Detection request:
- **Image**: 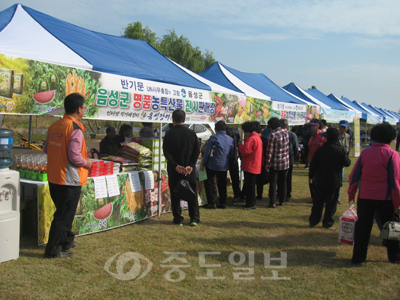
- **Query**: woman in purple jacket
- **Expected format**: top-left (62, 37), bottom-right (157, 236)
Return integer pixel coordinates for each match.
top-left (348, 123), bottom-right (400, 264)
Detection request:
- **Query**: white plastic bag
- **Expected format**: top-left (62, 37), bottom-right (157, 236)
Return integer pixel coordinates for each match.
top-left (339, 205), bottom-right (358, 245)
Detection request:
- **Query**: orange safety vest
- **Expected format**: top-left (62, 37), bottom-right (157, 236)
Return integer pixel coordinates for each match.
top-left (46, 114), bottom-right (88, 186)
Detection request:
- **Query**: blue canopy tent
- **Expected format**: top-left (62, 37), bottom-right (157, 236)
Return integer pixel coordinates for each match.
top-left (0, 3), bottom-right (249, 132)
top-left (364, 104), bottom-right (397, 125)
top-left (349, 100), bottom-right (383, 144)
top-left (199, 62), bottom-right (312, 105)
top-left (282, 82), bottom-right (358, 124)
top-left (352, 101), bottom-right (382, 124)
top-left (382, 109), bottom-right (399, 122)
top-left (362, 103), bottom-right (385, 119)
top-left (373, 107), bottom-right (398, 125)
top-left (391, 110), bottom-right (400, 119)
top-left (342, 98), bottom-right (367, 119)
top-left (327, 94), bottom-right (363, 119)
top-left (1, 4), bottom-right (247, 221)
top-left (389, 110), bottom-right (400, 119)
top-left (282, 82), bottom-right (329, 108)
top-left (0, 4), bottom-right (211, 91)
top-left (304, 88), bottom-right (355, 122)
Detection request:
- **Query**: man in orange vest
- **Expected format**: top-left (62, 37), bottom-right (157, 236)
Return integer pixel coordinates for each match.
top-left (44, 93), bottom-right (92, 258)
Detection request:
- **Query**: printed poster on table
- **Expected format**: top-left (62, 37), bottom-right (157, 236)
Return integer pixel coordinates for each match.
top-left (38, 173), bottom-right (149, 245)
top-left (93, 176), bottom-right (108, 199)
top-left (106, 175), bottom-right (120, 197)
top-left (38, 171), bottom-right (204, 245)
top-left (128, 171), bottom-right (141, 192)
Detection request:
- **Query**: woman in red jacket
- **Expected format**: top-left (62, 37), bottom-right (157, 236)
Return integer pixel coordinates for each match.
top-left (307, 119), bottom-right (325, 202)
top-left (238, 121), bottom-right (263, 210)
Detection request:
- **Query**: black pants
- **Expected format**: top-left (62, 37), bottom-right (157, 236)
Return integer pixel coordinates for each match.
top-left (396, 136), bottom-right (400, 151)
top-left (309, 185), bottom-right (339, 228)
top-left (286, 165), bottom-right (293, 199)
top-left (168, 170), bottom-right (200, 224)
top-left (352, 199), bottom-right (400, 264)
top-left (204, 168), bottom-right (227, 206)
top-left (243, 171), bottom-right (257, 207)
top-left (229, 160), bottom-right (241, 198)
top-left (268, 168), bottom-right (288, 205)
top-left (302, 143), bottom-right (309, 167)
top-left (309, 180), bottom-right (316, 201)
top-left (45, 183), bottom-right (82, 257)
top-left (256, 169), bottom-right (267, 200)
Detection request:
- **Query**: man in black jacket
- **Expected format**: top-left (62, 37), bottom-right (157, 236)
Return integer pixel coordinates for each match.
top-left (309, 127), bottom-right (351, 229)
top-left (163, 109), bottom-right (200, 226)
top-left (99, 127), bottom-right (119, 156)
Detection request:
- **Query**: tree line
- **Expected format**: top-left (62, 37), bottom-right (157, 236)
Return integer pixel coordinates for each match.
top-left (121, 22), bottom-right (215, 74)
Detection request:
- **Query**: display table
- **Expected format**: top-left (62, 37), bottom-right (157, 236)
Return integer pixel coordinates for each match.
top-left (21, 170), bottom-right (207, 245)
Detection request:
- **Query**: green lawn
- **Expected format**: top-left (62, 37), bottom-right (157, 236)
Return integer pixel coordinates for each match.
top-left (1, 157), bottom-right (399, 300)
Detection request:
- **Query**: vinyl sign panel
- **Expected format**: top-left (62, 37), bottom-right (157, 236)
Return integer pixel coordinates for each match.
top-left (0, 53), bottom-right (215, 123)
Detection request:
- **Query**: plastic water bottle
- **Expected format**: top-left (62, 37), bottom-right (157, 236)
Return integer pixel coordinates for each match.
top-left (0, 129), bottom-right (14, 169)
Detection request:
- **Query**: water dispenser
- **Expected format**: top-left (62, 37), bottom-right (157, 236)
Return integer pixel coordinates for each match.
top-left (0, 128), bottom-right (20, 263)
top-left (0, 128), bottom-right (13, 168)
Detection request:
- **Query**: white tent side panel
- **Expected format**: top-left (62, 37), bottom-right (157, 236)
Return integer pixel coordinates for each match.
top-left (0, 5), bottom-right (92, 70)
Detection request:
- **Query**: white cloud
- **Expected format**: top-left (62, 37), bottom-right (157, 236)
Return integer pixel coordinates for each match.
top-left (353, 37), bottom-right (400, 48)
top-left (113, 0), bottom-right (400, 36)
top-left (214, 30), bottom-right (292, 41)
top-left (3, 0), bottom-right (400, 38)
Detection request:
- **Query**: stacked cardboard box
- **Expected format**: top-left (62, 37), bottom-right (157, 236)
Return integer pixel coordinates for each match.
top-left (103, 161), bottom-right (114, 175)
top-left (140, 139), bottom-right (166, 171)
top-left (88, 160), bottom-right (115, 177)
top-left (89, 160), bottom-right (104, 177)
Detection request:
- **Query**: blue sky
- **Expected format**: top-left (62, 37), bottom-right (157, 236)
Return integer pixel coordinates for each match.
top-left (1, 0), bottom-right (399, 111)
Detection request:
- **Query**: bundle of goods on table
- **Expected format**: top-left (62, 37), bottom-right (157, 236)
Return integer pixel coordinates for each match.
top-left (16, 154), bottom-right (48, 181)
top-left (95, 141), bottom-right (154, 177)
top-left (15, 142), bottom-right (155, 180)
top-left (88, 160), bottom-right (117, 177)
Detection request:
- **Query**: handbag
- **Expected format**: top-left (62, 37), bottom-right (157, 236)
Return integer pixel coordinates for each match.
top-left (380, 214), bottom-right (400, 241)
top-left (173, 179), bottom-right (197, 202)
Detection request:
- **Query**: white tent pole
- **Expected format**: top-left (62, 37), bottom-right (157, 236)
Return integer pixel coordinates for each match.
top-left (158, 122), bottom-right (162, 217)
top-left (240, 125), bottom-right (244, 190)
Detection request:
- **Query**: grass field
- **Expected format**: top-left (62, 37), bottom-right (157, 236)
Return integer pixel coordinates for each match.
top-left (1, 155), bottom-right (400, 299)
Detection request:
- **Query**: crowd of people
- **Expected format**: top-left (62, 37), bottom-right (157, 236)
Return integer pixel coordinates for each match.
top-left (44, 94), bottom-right (400, 264)
top-left (191, 115), bottom-right (400, 264)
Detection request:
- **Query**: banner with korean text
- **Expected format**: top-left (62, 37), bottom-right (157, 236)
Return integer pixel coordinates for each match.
top-left (0, 53), bottom-right (215, 123)
top-left (320, 108), bottom-right (356, 123)
top-left (209, 92), bottom-right (320, 125)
